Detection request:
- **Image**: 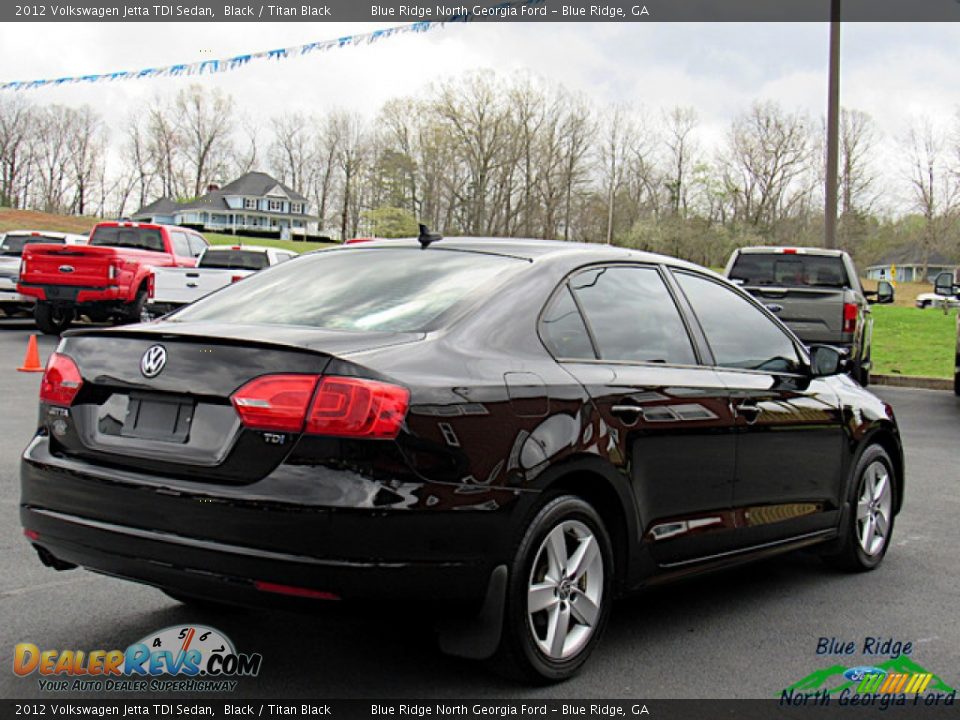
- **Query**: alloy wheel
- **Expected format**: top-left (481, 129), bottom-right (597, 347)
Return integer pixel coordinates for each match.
top-left (526, 519), bottom-right (604, 661)
top-left (856, 460), bottom-right (893, 556)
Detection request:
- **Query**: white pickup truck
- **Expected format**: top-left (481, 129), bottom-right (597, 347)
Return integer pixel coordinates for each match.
top-left (145, 244), bottom-right (297, 318)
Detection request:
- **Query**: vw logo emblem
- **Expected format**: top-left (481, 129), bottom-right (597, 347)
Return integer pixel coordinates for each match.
top-left (140, 345), bottom-right (167, 378)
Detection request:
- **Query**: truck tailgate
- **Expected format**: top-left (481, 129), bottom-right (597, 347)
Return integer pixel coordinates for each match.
top-left (744, 286), bottom-right (845, 343)
top-left (152, 266), bottom-right (241, 305)
top-left (21, 244), bottom-right (115, 287)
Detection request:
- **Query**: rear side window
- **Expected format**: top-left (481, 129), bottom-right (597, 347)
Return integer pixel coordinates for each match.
top-left (675, 271), bottom-right (802, 373)
top-left (541, 286), bottom-right (596, 359)
top-left (569, 265), bottom-right (696, 365)
top-left (199, 250), bottom-right (269, 271)
top-left (172, 248), bottom-right (526, 332)
top-left (729, 253), bottom-right (848, 288)
top-left (90, 226), bottom-right (164, 252)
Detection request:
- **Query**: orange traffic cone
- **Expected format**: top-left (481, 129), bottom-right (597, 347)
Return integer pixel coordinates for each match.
top-left (17, 334), bottom-right (44, 373)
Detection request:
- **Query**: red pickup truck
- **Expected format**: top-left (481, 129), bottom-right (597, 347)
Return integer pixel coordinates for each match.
top-left (18, 221), bottom-right (208, 334)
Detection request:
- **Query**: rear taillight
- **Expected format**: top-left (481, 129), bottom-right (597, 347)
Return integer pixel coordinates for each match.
top-left (40, 353), bottom-right (83, 407)
top-left (842, 303), bottom-right (858, 333)
top-left (231, 375), bottom-right (318, 432)
top-left (230, 374), bottom-right (409, 439)
top-left (307, 377), bottom-right (410, 439)
top-left (147, 273), bottom-right (155, 298)
top-left (231, 274), bottom-right (244, 283)
top-left (107, 261), bottom-right (118, 281)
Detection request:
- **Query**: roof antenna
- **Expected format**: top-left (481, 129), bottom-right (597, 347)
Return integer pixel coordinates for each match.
top-left (418, 224), bottom-right (443, 249)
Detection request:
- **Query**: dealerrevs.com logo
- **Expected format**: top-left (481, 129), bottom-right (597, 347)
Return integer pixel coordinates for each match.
top-left (13, 625), bottom-right (262, 693)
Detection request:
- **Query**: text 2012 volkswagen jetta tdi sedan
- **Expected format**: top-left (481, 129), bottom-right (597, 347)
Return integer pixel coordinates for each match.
top-left (21, 238), bottom-right (903, 681)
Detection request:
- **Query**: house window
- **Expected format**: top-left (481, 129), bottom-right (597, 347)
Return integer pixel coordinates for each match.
top-left (268, 200), bottom-right (284, 212)
top-left (291, 203), bottom-right (303, 214)
top-left (243, 198), bottom-right (257, 210)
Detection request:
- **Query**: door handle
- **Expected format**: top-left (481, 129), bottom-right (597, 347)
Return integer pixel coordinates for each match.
top-left (734, 400), bottom-right (763, 424)
top-left (611, 405), bottom-right (643, 424)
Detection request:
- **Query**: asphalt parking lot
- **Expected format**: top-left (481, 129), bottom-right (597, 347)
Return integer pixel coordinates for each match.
top-left (0, 317), bottom-right (957, 699)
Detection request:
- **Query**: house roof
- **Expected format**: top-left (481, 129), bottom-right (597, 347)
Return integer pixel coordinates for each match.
top-left (134, 196), bottom-right (179, 217)
top-left (219, 171), bottom-right (307, 202)
top-left (869, 246), bottom-right (956, 267)
top-left (134, 171), bottom-right (312, 219)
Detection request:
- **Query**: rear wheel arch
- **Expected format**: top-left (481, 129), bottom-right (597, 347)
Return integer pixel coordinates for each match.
top-left (537, 464), bottom-right (637, 595)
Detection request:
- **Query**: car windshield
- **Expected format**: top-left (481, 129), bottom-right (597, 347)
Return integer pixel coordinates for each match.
top-left (90, 226), bottom-right (164, 252)
top-left (171, 247), bottom-right (527, 332)
top-left (729, 253), bottom-right (848, 288)
top-left (199, 249), bottom-right (269, 271)
top-left (1, 235), bottom-right (66, 255)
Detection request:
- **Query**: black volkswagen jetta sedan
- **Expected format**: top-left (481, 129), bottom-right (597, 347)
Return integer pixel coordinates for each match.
top-left (21, 238), bottom-right (903, 681)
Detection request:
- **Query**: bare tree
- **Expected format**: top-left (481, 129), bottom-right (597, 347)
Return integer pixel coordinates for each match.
top-left (663, 106), bottom-right (699, 217)
top-left (0, 95), bottom-right (36, 207)
top-left (269, 112), bottom-right (313, 194)
top-left (901, 117), bottom-right (958, 277)
top-left (720, 101), bottom-right (815, 230)
top-left (67, 105), bottom-right (105, 215)
top-left (176, 85), bottom-right (234, 197)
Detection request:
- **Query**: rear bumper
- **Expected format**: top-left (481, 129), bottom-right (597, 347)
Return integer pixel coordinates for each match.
top-left (20, 435), bottom-right (529, 606)
top-left (18, 283), bottom-right (128, 304)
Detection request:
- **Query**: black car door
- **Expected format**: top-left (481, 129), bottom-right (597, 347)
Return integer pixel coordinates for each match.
top-left (671, 270), bottom-right (846, 549)
top-left (542, 264), bottom-right (740, 567)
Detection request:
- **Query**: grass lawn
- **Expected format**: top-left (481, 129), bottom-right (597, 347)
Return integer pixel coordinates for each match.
top-left (870, 305), bottom-right (957, 379)
top-left (203, 232), bottom-right (337, 253)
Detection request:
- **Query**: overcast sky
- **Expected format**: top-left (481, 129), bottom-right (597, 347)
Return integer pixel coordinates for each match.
top-left (3, 21), bottom-right (960, 207)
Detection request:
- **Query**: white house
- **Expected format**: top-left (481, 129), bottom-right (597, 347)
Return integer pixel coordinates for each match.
top-left (864, 247), bottom-right (957, 284)
top-left (133, 171), bottom-right (318, 236)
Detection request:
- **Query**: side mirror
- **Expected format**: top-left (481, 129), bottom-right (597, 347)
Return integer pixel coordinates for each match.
top-left (934, 272), bottom-right (956, 297)
top-left (875, 280), bottom-right (894, 304)
top-left (809, 344), bottom-right (848, 378)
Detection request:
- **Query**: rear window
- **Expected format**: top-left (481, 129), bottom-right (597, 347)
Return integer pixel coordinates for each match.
top-left (199, 249), bottom-right (269, 271)
top-left (172, 248), bottom-right (526, 332)
top-left (1, 235), bottom-right (66, 255)
top-left (90, 226), bottom-right (165, 252)
top-left (729, 253), bottom-right (848, 288)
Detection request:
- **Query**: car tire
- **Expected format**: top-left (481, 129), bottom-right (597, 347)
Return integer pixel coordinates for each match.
top-left (823, 444), bottom-right (896, 572)
top-left (491, 495), bottom-right (613, 683)
top-left (117, 290), bottom-right (148, 325)
top-left (34, 303), bottom-right (74, 335)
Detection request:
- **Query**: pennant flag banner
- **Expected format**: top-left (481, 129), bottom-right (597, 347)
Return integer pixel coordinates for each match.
top-left (0, 1), bottom-right (548, 91)
top-left (0, 20), bottom-right (438, 90)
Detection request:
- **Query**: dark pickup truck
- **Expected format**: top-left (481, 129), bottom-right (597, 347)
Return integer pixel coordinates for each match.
top-left (18, 222), bottom-right (207, 334)
top-left (724, 247), bottom-right (893, 386)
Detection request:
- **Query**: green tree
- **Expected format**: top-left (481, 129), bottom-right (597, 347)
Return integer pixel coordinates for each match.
top-left (363, 206), bottom-right (419, 238)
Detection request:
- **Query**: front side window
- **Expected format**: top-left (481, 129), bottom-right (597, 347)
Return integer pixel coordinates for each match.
top-left (170, 231), bottom-right (191, 258)
top-left (674, 271), bottom-right (802, 373)
top-left (569, 265), bottom-right (697, 365)
top-left (187, 234), bottom-right (208, 257)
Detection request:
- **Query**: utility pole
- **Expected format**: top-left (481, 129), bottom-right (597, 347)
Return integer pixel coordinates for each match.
top-left (824, 0), bottom-right (841, 249)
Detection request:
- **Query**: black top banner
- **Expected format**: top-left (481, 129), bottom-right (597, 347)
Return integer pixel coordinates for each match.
top-left (6, 0), bottom-right (960, 23)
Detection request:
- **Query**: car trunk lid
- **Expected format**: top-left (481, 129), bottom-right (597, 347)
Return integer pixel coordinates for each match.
top-left (48, 323), bottom-right (422, 484)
